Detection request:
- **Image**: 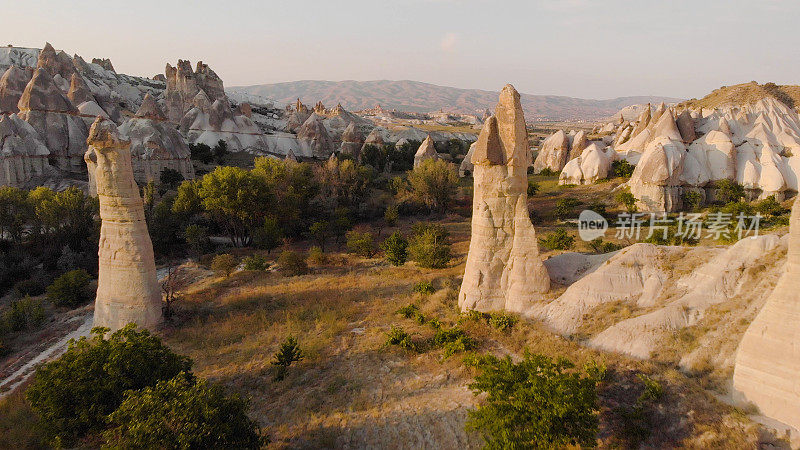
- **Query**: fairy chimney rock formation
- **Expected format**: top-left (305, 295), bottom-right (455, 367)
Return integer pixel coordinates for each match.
top-left (86, 118), bottom-right (161, 331)
top-left (0, 65), bottom-right (31, 114)
top-left (459, 84), bottom-right (550, 314)
top-left (733, 196), bottom-right (800, 430)
top-left (413, 135), bottom-right (439, 167)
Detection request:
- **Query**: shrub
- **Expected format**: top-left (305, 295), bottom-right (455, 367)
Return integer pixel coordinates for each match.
top-left (615, 189), bottom-right (638, 213)
top-left (408, 223), bottom-right (451, 269)
top-left (432, 326), bottom-right (476, 358)
top-left (384, 325), bottom-right (417, 352)
top-left (384, 204), bottom-right (399, 227)
top-left (527, 180), bottom-right (540, 196)
top-left (211, 253), bottom-right (237, 277)
top-left (13, 275), bottom-right (49, 297)
top-left (242, 254), bottom-right (269, 271)
top-left (755, 195), bottom-right (786, 217)
top-left (1, 296), bottom-right (45, 333)
top-left (103, 373), bottom-right (263, 449)
top-left (346, 230), bottom-right (377, 257)
top-left (466, 352), bottom-right (603, 449)
top-left (611, 160), bottom-right (635, 178)
top-left (489, 313), bottom-right (518, 331)
top-left (26, 325), bottom-right (191, 446)
top-left (588, 238), bottom-right (623, 253)
top-left (306, 246), bottom-right (328, 265)
top-left (537, 168), bottom-right (558, 177)
top-left (683, 190), bottom-right (703, 212)
top-left (189, 143), bottom-right (214, 164)
top-left (715, 179), bottom-right (744, 204)
top-left (271, 336), bottom-right (303, 381)
top-left (553, 198), bottom-right (582, 221)
top-left (46, 269), bottom-right (92, 307)
top-left (406, 159), bottom-right (460, 212)
top-left (538, 228), bottom-right (575, 251)
top-left (159, 168), bottom-right (184, 188)
top-left (253, 217), bottom-right (282, 253)
top-left (383, 231), bottom-right (408, 266)
top-left (413, 280), bottom-right (436, 295)
top-left (277, 250), bottom-right (308, 276)
top-left (396, 303), bottom-right (420, 319)
top-left (184, 224), bottom-right (209, 258)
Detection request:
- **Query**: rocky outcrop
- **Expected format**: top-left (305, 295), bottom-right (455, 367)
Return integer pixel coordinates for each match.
top-left (164, 60), bottom-right (225, 123)
top-left (296, 112), bottom-right (334, 158)
top-left (117, 93), bottom-right (194, 186)
top-left (0, 113), bottom-right (51, 186)
top-left (0, 65), bottom-right (31, 114)
top-left (734, 197), bottom-right (800, 431)
top-left (17, 68), bottom-right (88, 172)
top-left (36, 42), bottom-right (78, 81)
top-left (86, 118), bottom-right (161, 331)
top-left (339, 122), bottom-right (364, 158)
top-left (568, 130), bottom-right (589, 160)
top-left (459, 85), bottom-right (550, 313)
top-left (559, 143), bottom-right (615, 185)
top-left (413, 135), bottom-right (438, 168)
top-left (459, 142), bottom-right (476, 177)
top-left (533, 129), bottom-right (569, 173)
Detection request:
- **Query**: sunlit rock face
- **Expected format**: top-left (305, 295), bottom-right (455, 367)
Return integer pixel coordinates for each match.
top-left (85, 118), bottom-right (161, 331)
top-left (733, 196), bottom-right (800, 431)
top-left (459, 85), bottom-right (550, 314)
top-left (413, 135), bottom-right (438, 168)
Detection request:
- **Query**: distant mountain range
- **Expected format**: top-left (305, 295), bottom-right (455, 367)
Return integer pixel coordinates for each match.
top-left (229, 80), bottom-right (682, 121)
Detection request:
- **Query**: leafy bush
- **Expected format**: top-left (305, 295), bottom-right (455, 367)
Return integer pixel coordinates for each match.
top-left (406, 159), bottom-right (459, 212)
top-left (433, 326), bottom-right (476, 358)
top-left (413, 280), bottom-right (436, 295)
top-left (553, 197), bottom-right (582, 221)
top-left (755, 195), bottom-right (786, 217)
top-left (277, 250), bottom-right (308, 276)
top-left (537, 168), bottom-right (558, 177)
top-left (466, 352), bottom-right (604, 449)
top-left (538, 228), bottom-right (575, 251)
top-left (103, 373), bottom-right (264, 449)
top-left (527, 180), bottom-right (540, 196)
top-left (183, 224), bottom-right (209, 258)
top-left (242, 254), bottom-right (269, 271)
top-left (211, 253), bottom-right (237, 277)
top-left (588, 238), bottom-right (623, 253)
top-left (714, 179), bottom-right (744, 204)
top-left (46, 269), bottom-right (92, 307)
top-left (384, 204), bottom-right (399, 227)
top-left (159, 168), bottom-right (184, 188)
top-left (306, 246), bottom-right (328, 265)
top-left (611, 160), bottom-right (635, 178)
top-left (683, 190), bottom-right (703, 212)
top-left (26, 325), bottom-right (192, 446)
top-left (613, 373), bottom-right (664, 447)
top-left (189, 143), bottom-right (214, 164)
top-left (383, 231), bottom-right (408, 266)
top-left (13, 275), bottom-right (49, 297)
top-left (253, 217), bottom-right (282, 253)
top-left (346, 230), bottom-right (377, 257)
top-left (396, 303), bottom-right (420, 319)
top-left (1, 296), bottom-right (45, 333)
top-left (489, 313), bottom-right (518, 331)
top-left (384, 325), bottom-right (418, 351)
top-left (615, 189), bottom-right (638, 213)
top-left (408, 223), bottom-right (451, 269)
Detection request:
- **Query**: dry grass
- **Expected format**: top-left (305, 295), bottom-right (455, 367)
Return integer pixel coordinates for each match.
top-left (680, 81), bottom-right (800, 110)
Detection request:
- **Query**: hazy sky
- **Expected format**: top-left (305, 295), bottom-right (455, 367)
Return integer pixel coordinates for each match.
top-left (5, 0), bottom-right (798, 99)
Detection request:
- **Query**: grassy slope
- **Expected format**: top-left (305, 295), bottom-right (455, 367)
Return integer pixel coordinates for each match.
top-left (680, 81), bottom-right (800, 110)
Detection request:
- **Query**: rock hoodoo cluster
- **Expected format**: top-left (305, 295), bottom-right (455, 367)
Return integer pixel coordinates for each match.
top-left (459, 85), bottom-right (550, 313)
top-left (733, 196), bottom-right (800, 431)
top-left (86, 118), bottom-right (161, 331)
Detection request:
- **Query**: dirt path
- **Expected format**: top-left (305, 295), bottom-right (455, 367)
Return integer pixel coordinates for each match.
top-left (0, 312), bottom-right (93, 398)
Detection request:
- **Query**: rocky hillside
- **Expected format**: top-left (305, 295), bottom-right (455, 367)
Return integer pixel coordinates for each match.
top-left (229, 80), bottom-right (682, 122)
top-left (680, 81), bottom-right (800, 110)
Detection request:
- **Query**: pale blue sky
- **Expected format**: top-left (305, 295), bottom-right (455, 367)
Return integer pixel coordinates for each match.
top-left (5, 0), bottom-right (798, 99)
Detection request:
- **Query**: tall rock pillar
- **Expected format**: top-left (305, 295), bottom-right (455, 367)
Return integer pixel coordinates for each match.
top-left (458, 85), bottom-right (550, 314)
top-left (85, 118), bottom-right (161, 330)
top-left (733, 197), bottom-right (800, 430)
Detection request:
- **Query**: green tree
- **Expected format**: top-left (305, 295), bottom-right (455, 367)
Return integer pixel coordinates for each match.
top-left (26, 325), bottom-right (192, 446)
top-left (715, 179), bottom-right (744, 204)
top-left (189, 143), bottom-right (214, 164)
top-left (408, 223), bottom-right (451, 269)
top-left (159, 167), bottom-right (184, 188)
top-left (615, 189), bottom-right (638, 213)
top-left (384, 204), bottom-right (399, 228)
top-left (383, 231), bottom-right (409, 266)
top-left (466, 352), bottom-right (604, 449)
top-left (213, 139), bottom-right (229, 164)
top-left (252, 157), bottom-right (319, 235)
top-left (46, 269), bottom-right (92, 307)
top-left (184, 224), bottom-right (209, 259)
top-left (252, 217), bottom-right (283, 253)
top-left (406, 159), bottom-right (459, 212)
top-left (346, 230), bottom-right (377, 257)
top-left (309, 220), bottom-right (331, 251)
top-left (103, 373), bottom-right (264, 449)
top-left (0, 186), bottom-right (32, 244)
top-left (538, 228), bottom-right (575, 251)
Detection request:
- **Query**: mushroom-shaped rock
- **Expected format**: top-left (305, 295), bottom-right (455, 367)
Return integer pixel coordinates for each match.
top-left (413, 135), bottom-right (439, 168)
top-left (459, 84), bottom-right (550, 314)
top-left (85, 118), bottom-right (162, 331)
